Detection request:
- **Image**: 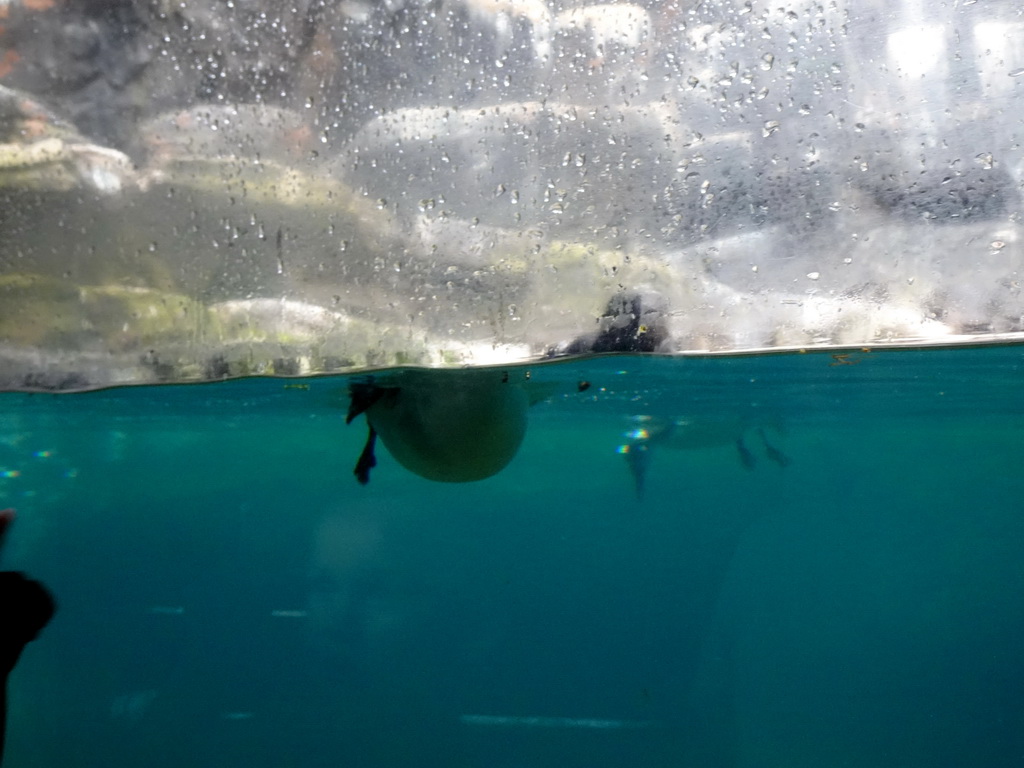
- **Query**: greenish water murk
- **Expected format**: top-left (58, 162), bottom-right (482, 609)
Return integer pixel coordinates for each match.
top-left (2, 347), bottom-right (1024, 768)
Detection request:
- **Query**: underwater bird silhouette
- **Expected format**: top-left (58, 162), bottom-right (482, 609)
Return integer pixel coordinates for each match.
top-left (347, 370), bottom-right (559, 484)
top-left (618, 416), bottom-right (791, 499)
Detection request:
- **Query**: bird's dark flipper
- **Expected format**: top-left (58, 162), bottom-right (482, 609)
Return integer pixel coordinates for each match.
top-left (624, 443), bottom-right (650, 500)
top-left (346, 383), bottom-right (389, 425)
top-left (354, 426), bottom-right (378, 485)
top-left (736, 436), bottom-right (757, 470)
top-left (758, 428), bottom-right (791, 468)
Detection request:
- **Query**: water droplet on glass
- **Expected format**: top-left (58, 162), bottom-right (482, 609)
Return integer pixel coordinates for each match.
top-left (1010, 67), bottom-right (1024, 77)
top-left (990, 240), bottom-right (1006, 251)
top-left (760, 53), bottom-right (775, 71)
top-left (376, 198), bottom-right (388, 209)
top-left (975, 152), bottom-right (994, 170)
top-left (762, 120), bottom-right (781, 137)
top-left (806, 271), bottom-right (820, 280)
top-left (419, 198), bottom-right (436, 212)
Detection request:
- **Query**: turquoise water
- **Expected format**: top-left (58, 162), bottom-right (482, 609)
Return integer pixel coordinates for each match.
top-left (2, 347), bottom-right (1024, 768)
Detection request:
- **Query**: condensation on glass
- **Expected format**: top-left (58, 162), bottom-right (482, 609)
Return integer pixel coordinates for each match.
top-left (0, 0), bottom-right (1021, 390)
